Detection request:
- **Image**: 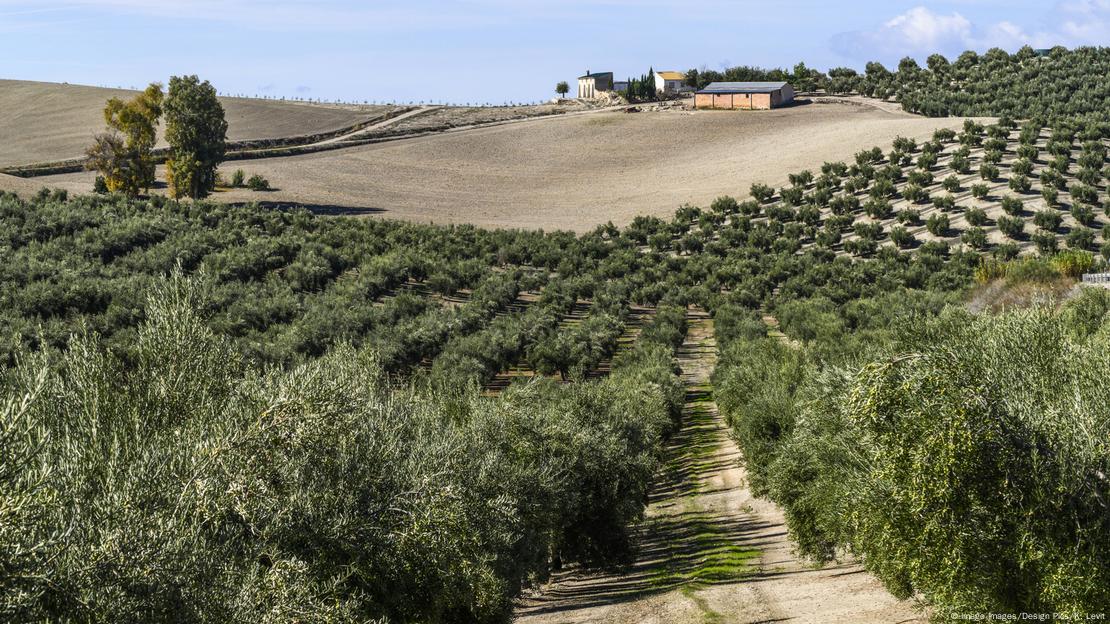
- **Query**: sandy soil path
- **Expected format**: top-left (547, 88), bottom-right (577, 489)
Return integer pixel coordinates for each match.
top-left (316, 106), bottom-right (440, 145)
top-left (515, 310), bottom-right (923, 624)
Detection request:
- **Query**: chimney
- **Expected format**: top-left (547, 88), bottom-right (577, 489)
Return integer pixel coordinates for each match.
top-left (586, 70), bottom-right (590, 77)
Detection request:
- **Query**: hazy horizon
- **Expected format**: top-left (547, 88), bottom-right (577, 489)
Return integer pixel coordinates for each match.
top-left (1, 1), bottom-right (1108, 104)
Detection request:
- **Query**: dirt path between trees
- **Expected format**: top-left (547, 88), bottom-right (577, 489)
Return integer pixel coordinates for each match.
top-left (514, 310), bottom-right (923, 624)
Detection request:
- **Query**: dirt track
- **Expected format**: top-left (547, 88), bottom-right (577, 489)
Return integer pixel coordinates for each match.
top-left (8, 101), bottom-right (982, 233)
top-left (515, 311), bottom-right (922, 624)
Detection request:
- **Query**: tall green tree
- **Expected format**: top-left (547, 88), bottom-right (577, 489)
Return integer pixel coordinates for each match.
top-left (85, 83), bottom-right (163, 196)
top-left (164, 75), bottom-right (228, 199)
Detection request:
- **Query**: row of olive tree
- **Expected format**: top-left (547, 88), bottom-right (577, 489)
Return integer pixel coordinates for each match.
top-left (713, 288), bottom-right (1110, 616)
top-left (0, 271), bottom-right (678, 623)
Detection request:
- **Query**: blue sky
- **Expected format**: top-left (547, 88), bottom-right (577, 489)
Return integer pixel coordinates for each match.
top-left (1, 1), bottom-right (1107, 104)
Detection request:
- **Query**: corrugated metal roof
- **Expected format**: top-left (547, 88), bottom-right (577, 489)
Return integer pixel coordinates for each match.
top-left (656, 71), bottom-right (685, 80)
top-left (698, 81), bottom-right (789, 93)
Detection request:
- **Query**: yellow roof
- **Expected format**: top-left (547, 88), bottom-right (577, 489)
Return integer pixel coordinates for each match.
top-left (657, 71), bottom-right (685, 80)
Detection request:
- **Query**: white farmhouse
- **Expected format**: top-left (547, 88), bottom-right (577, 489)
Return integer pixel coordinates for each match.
top-left (654, 71), bottom-right (690, 95)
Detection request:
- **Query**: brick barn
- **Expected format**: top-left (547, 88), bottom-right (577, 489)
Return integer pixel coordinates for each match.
top-left (695, 82), bottom-right (795, 110)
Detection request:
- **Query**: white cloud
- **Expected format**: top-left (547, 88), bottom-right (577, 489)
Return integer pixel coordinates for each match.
top-left (831, 2), bottom-right (1110, 64)
top-left (882, 7), bottom-right (972, 50)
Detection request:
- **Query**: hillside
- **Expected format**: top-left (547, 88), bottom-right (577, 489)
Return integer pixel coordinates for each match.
top-left (737, 119), bottom-right (1110, 259)
top-left (0, 79), bottom-right (391, 166)
top-left (3, 100), bottom-right (979, 232)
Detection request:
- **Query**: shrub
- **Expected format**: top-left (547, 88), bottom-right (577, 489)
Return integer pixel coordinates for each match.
top-left (247, 174), bottom-right (271, 191)
top-left (93, 175), bottom-right (109, 194)
top-left (738, 200), bottom-right (761, 216)
top-left (932, 128), bottom-right (955, 143)
top-left (231, 169), bottom-right (246, 188)
top-left (961, 227), bottom-right (988, 250)
top-left (788, 170), bottom-right (814, 188)
top-left (1071, 184), bottom-right (1098, 206)
top-left (907, 169), bottom-right (933, 187)
top-left (750, 183), bottom-right (775, 203)
top-left (942, 175), bottom-right (960, 192)
top-left (1001, 195), bottom-right (1024, 216)
top-left (797, 204), bottom-right (821, 226)
top-left (844, 237), bottom-right (878, 257)
top-left (1033, 210), bottom-right (1062, 231)
top-left (890, 226), bottom-right (914, 249)
top-left (994, 242), bottom-right (1020, 261)
top-left (1042, 185), bottom-right (1059, 207)
top-left (854, 222), bottom-right (884, 240)
top-left (1052, 249), bottom-right (1094, 277)
top-left (870, 178), bottom-right (896, 200)
top-left (815, 227), bottom-right (841, 248)
top-left (918, 240), bottom-right (950, 257)
top-left (1008, 174), bottom-right (1031, 193)
top-left (971, 184), bottom-right (989, 199)
top-left (1031, 230), bottom-right (1058, 255)
top-left (926, 213), bottom-right (949, 237)
top-left (1072, 203), bottom-right (1095, 227)
top-left (1076, 167), bottom-right (1101, 186)
top-left (979, 163), bottom-right (999, 181)
top-left (780, 186), bottom-right (804, 206)
top-left (902, 184), bottom-right (928, 204)
top-left (932, 194), bottom-right (956, 212)
top-left (863, 198), bottom-right (892, 219)
top-left (710, 195), bottom-right (739, 215)
top-left (1067, 227), bottom-right (1096, 250)
top-left (997, 215), bottom-right (1025, 239)
top-left (829, 194), bottom-right (860, 215)
top-left (897, 209), bottom-right (921, 225)
top-left (965, 207), bottom-right (988, 226)
top-left (1010, 158), bottom-right (1033, 176)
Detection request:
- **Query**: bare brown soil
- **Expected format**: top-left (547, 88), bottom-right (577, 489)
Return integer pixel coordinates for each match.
top-left (0, 79), bottom-right (392, 166)
top-left (8, 101), bottom-right (976, 233)
top-left (515, 311), bottom-right (921, 624)
top-left (379, 103), bottom-right (573, 134)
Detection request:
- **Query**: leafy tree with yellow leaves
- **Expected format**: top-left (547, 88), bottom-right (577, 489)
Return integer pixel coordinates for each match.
top-left (85, 83), bottom-right (163, 196)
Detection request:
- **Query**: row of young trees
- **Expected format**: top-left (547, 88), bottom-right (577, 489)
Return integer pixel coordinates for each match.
top-left (86, 75), bottom-right (228, 199)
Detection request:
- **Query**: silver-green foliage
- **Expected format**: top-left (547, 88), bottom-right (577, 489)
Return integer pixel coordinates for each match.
top-left (720, 302), bottom-right (1110, 616)
top-left (1, 273), bottom-right (673, 623)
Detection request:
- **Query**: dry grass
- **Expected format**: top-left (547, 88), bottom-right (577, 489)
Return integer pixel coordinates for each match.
top-left (2, 100), bottom-right (979, 232)
top-left (0, 79), bottom-right (392, 166)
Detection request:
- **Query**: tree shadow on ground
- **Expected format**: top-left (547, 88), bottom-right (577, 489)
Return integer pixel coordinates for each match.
top-left (236, 200), bottom-right (388, 216)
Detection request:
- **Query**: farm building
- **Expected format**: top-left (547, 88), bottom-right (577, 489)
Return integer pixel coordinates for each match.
top-left (695, 81), bottom-right (795, 110)
top-left (578, 71), bottom-right (614, 99)
top-left (654, 71), bottom-right (691, 94)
